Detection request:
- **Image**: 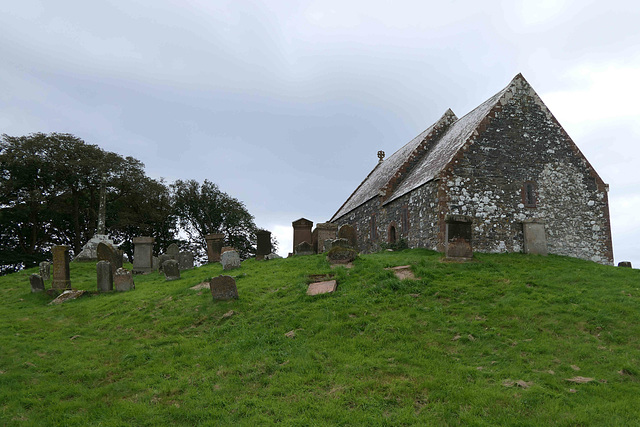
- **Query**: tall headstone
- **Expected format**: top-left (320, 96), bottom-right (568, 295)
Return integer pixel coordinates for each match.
top-left (292, 218), bottom-right (313, 253)
top-left (97, 242), bottom-right (123, 274)
top-left (114, 268), bottom-right (135, 291)
top-left (221, 250), bottom-right (241, 270)
top-left (30, 274), bottom-right (45, 293)
top-left (210, 275), bottom-right (239, 300)
top-left (177, 251), bottom-right (194, 270)
top-left (445, 214), bottom-right (473, 259)
top-left (255, 230), bottom-right (272, 261)
top-left (51, 245), bottom-right (71, 290)
top-left (96, 261), bottom-right (113, 292)
top-left (132, 236), bottom-right (154, 274)
top-left (205, 233), bottom-right (224, 263)
top-left (163, 259), bottom-right (180, 281)
top-left (39, 261), bottom-right (51, 281)
top-left (523, 219), bottom-right (548, 256)
top-left (313, 223), bottom-right (338, 253)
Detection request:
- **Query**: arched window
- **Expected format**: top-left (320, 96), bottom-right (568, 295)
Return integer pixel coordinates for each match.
top-left (523, 181), bottom-right (537, 208)
top-left (388, 224), bottom-right (397, 244)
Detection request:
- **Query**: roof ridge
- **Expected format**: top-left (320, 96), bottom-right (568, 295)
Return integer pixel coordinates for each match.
top-left (379, 109), bottom-right (458, 202)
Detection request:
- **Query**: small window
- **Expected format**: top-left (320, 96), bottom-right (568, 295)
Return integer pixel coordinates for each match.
top-left (523, 181), bottom-right (537, 208)
top-left (370, 215), bottom-right (377, 240)
top-left (401, 206), bottom-right (409, 234)
top-left (388, 224), bottom-right (397, 244)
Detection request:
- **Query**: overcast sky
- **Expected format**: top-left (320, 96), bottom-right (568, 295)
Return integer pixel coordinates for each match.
top-left (2, 0), bottom-right (638, 264)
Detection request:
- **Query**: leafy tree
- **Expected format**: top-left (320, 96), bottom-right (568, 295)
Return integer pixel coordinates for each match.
top-left (0, 133), bottom-right (177, 274)
top-left (171, 179), bottom-right (257, 259)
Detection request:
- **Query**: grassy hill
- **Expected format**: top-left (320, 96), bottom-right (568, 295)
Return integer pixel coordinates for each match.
top-left (1, 250), bottom-right (639, 426)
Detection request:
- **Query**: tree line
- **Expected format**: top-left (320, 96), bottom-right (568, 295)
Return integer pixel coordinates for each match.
top-left (0, 133), bottom-right (267, 275)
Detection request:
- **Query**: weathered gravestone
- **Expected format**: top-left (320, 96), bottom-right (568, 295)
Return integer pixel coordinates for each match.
top-left (97, 242), bottom-right (123, 274)
top-left (523, 219), bottom-right (548, 256)
top-left (30, 274), bottom-right (45, 293)
top-left (292, 218), bottom-right (313, 253)
top-left (445, 215), bottom-right (473, 259)
top-left (313, 223), bottom-right (338, 253)
top-left (114, 268), bottom-right (135, 291)
top-left (166, 243), bottom-right (180, 259)
top-left (157, 254), bottom-right (173, 271)
top-left (326, 246), bottom-right (358, 264)
top-left (337, 224), bottom-right (358, 249)
top-left (163, 259), bottom-right (180, 281)
top-left (221, 250), bottom-right (241, 270)
top-left (295, 241), bottom-right (314, 256)
top-left (96, 260), bottom-right (113, 292)
top-left (39, 261), bottom-right (51, 281)
top-left (177, 251), bottom-right (194, 271)
top-left (51, 245), bottom-right (71, 290)
top-left (618, 261), bottom-right (632, 268)
top-left (256, 230), bottom-right (272, 261)
top-left (327, 238), bottom-right (350, 252)
top-left (209, 275), bottom-right (239, 300)
top-left (205, 233), bottom-right (224, 263)
top-left (132, 236), bottom-right (154, 274)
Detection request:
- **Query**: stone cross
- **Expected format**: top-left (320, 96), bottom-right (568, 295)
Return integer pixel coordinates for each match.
top-left (97, 174), bottom-right (107, 235)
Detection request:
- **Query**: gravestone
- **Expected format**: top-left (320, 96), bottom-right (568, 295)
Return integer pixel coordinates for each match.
top-left (30, 274), bottom-right (45, 293)
top-left (313, 223), bottom-right (338, 253)
top-left (96, 260), bottom-right (113, 292)
top-left (132, 236), bottom-right (154, 274)
top-left (255, 230), bottom-right (272, 261)
top-left (265, 252), bottom-right (282, 260)
top-left (114, 268), bottom-right (135, 291)
top-left (177, 251), bottom-right (194, 270)
top-left (326, 246), bottom-right (357, 264)
top-left (205, 233), bottom-right (224, 263)
top-left (221, 246), bottom-right (235, 254)
top-left (97, 242), bottom-right (123, 274)
top-left (327, 238), bottom-right (350, 251)
top-left (221, 250), bottom-right (241, 270)
top-left (166, 243), bottom-right (180, 259)
top-left (337, 224), bottom-right (358, 249)
top-left (152, 256), bottom-right (159, 271)
top-left (210, 275), bottom-right (239, 300)
top-left (445, 215), bottom-right (473, 259)
top-left (523, 219), bottom-right (548, 256)
top-left (292, 218), bottom-right (313, 253)
top-left (163, 259), bottom-right (180, 281)
top-left (39, 261), bottom-right (51, 281)
top-left (618, 261), bottom-right (632, 268)
top-left (307, 280), bottom-right (337, 296)
top-left (157, 254), bottom-right (173, 271)
top-left (51, 245), bottom-right (71, 290)
top-left (295, 241), bottom-right (314, 256)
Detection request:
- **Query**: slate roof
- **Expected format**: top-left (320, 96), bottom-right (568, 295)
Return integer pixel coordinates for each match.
top-left (330, 75), bottom-right (518, 221)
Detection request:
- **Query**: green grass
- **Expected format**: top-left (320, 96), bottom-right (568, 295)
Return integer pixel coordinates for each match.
top-left (1, 250), bottom-right (640, 425)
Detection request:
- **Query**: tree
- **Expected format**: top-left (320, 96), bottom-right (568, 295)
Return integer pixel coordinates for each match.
top-left (0, 133), bottom-right (177, 274)
top-left (171, 179), bottom-right (257, 259)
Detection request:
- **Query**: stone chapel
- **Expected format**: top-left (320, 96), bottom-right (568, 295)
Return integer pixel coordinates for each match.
top-left (330, 74), bottom-right (613, 264)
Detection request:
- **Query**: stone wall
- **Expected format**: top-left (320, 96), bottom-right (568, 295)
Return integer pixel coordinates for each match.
top-left (438, 83), bottom-right (613, 264)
